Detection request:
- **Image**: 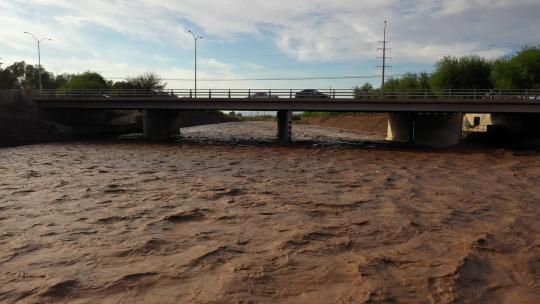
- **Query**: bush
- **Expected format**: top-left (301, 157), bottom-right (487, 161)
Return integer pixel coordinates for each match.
top-left (127, 72), bottom-right (166, 90)
top-left (61, 72), bottom-right (109, 90)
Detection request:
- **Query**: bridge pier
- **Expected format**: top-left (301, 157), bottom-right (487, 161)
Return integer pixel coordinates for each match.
top-left (143, 109), bottom-right (178, 140)
top-left (277, 110), bottom-right (292, 144)
top-left (387, 112), bottom-right (463, 147)
top-left (387, 112), bottom-right (414, 143)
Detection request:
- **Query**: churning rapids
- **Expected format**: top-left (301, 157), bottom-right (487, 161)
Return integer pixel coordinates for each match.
top-left (1, 121), bottom-right (539, 303)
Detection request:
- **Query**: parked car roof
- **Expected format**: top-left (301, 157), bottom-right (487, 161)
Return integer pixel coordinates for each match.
top-left (294, 89), bottom-right (330, 98)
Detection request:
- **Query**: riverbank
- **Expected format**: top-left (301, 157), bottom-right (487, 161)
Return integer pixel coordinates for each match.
top-left (1, 122), bottom-right (539, 303)
top-left (298, 113), bottom-right (388, 135)
top-left (0, 91), bottom-right (62, 147)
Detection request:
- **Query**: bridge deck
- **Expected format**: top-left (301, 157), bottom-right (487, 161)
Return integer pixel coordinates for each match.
top-left (33, 89), bottom-right (540, 114)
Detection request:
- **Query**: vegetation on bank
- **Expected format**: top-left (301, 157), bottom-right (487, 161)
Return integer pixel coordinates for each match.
top-left (301, 45), bottom-right (540, 118)
top-left (356, 45), bottom-right (540, 94)
top-left (0, 62), bottom-right (165, 91)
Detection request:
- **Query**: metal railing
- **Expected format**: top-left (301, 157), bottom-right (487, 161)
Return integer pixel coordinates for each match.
top-left (33, 89), bottom-right (540, 101)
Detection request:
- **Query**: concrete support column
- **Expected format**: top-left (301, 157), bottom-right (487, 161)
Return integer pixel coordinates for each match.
top-left (277, 110), bottom-right (292, 144)
top-left (143, 109), bottom-right (173, 140)
top-left (387, 112), bottom-right (414, 143)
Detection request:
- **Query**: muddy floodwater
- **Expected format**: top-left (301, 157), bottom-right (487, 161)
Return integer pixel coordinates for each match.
top-left (1, 122), bottom-right (540, 303)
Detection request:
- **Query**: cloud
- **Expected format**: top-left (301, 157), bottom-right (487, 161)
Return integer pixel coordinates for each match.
top-left (151, 55), bottom-right (174, 63)
top-left (244, 62), bottom-right (264, 70)
top-left (1, 0), bottom-right (539, 83)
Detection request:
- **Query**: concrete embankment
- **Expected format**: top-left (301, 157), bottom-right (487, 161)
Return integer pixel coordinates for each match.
top-left (0, 90), bottom-right (64, 147)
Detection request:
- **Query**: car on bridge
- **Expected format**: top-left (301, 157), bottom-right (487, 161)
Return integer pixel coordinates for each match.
top-left (249, 92), bottom-right (279, 98)
top-left (294, 89), bottom-right (330, 99)
top-left (521, 95), bottom-right (539, 101)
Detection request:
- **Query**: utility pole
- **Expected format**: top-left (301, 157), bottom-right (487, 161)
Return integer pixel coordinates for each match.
top-left (377, 21), bottom-right (391, 91)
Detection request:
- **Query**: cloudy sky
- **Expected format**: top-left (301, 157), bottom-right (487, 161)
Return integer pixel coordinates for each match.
top-left (1, 0), bottom-right (539, 89)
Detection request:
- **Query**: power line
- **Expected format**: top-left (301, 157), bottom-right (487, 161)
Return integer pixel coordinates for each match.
top-left (394, 45), bottom-right (521, 61)
top-left (104, 74), bottom-right (405, 82)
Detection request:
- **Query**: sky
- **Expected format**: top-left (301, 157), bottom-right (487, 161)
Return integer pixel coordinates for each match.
top-left (1, 0), bottom-right (539, 89)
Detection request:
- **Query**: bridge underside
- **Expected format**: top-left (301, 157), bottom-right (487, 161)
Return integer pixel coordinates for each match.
top-left (142, 109), bottom-right (294, 143)
top-left (34, 97), bottom-right (540, 147)
top-left (34, 97), bottom-right (540, 113)
top-left (141, 109), bottom-right (462, 147)
top-left (387, 113), bottom-right (464, 147)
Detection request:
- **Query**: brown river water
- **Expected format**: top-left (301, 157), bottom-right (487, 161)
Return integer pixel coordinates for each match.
top-left (1, 122), bottom-right (540, 303)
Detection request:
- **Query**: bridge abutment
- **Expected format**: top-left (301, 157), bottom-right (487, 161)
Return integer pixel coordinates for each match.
top-left (143, 109), bottom-right (179, 140)
top-left (387, 112), bottom-right (463, 147)
top-left (277, 110), bottom-right (292, 144)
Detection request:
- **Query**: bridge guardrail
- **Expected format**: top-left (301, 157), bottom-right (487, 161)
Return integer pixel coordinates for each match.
top-left (32, 89), bottom-right (540, 101)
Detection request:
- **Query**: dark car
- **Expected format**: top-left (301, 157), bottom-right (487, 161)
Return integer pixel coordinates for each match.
top-left (294, 89), bottom-right (330, 99)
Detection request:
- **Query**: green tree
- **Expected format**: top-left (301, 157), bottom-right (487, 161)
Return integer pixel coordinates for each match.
top-left (127, 72), bottom-right (166, 90)
top-left (353, 82), bottom-right (377, 99)
top-left (430, 55), bottom-right (494, 90)
top-left (358, 82), bottom-right (374, 91)
top-left (0, 61), bottom-right (61, 89)
top-left (53, 74), bottom-right (73, 89)
top-left (61, 72), bottom-right (109, 90)
top-left (492, 46), bottom-right (540, 89)
top-left (0, 65), bottom-right (17, 89)
top-left (383, 72), bottom-right (432, 91)
top-left (3, 61), bottom-right (27, 88)
top-left (383, 78), bottom-right (401, 90)
top-left (110, 81), bottom-right (137, 90)
top-left (399, 72), bottom-right (431, 90)
top-left (384, 72), bottom-right (431, 91)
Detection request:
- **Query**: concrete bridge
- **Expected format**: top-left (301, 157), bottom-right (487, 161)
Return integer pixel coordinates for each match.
top-left (33, 89), bottom-right (540, 147)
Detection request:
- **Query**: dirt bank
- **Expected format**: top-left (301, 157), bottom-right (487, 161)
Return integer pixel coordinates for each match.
top-left (1, 122), bottom-right (539, 303)
top-left (299, 113), bottom-right (388, 135)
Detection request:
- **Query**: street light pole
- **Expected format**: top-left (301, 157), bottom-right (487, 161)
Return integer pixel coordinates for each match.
top-left (188, 30), bottom-right (203, 98)
top-left (24, 31), bottom-right (52, 92)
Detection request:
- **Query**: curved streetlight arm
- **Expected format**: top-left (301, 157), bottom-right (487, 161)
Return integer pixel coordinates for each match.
top-left (188, 30), bottom-right (203, 41)
top-left (24, 31), bottom-right (52, 43)
top-left (24, 31), bottom-right (39, 42)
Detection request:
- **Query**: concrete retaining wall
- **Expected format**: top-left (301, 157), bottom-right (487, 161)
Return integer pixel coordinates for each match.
top-left (0, 90), bottom-right (63, 147)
